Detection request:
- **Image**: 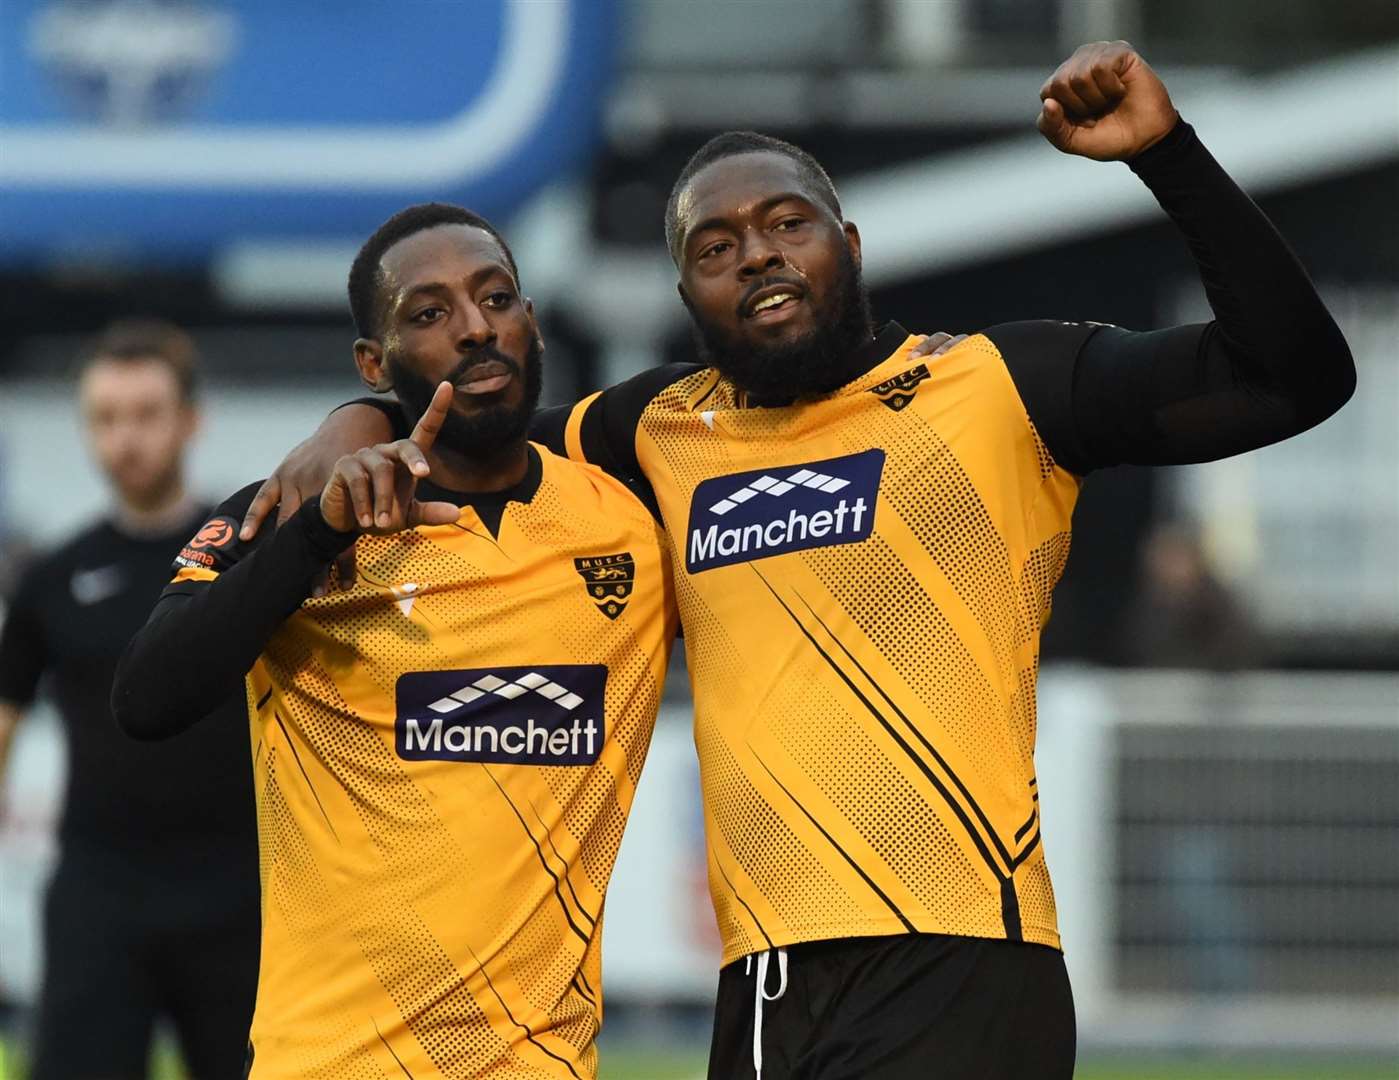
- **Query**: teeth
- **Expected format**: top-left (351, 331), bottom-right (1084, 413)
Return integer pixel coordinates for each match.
top-left (752, 292), bottom-right (796, 313)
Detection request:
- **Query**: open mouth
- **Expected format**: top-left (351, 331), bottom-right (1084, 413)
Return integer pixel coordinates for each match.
top-left (743, 283), bottom-right (805, 322)
top-left (455, 361), bottom-right (514, 396)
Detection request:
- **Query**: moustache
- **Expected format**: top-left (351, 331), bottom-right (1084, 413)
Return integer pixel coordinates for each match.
top-left (445, 346), bottom-right (523, 388)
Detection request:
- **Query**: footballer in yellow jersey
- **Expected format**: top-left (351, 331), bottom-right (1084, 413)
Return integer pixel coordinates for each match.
top-left (114, 205), bottom-right (676, 1079)
top-left (249, 43), bottom-right (1354, 1080)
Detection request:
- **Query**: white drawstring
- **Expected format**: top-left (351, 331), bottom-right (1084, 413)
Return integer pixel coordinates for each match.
top-left (744, 947), bottom-right (788, 1078)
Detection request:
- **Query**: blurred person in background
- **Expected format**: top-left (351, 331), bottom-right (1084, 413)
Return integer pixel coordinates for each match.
top-left (244, 42), bottom-right (1354, 1080)
top-left (0, 321), bottom-right (258, 1079)
top-left (1123, 521), bottom-right (1260, 669)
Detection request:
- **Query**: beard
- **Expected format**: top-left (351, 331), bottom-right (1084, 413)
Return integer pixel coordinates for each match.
top-left (390, 337), bottom-right (544, 459)
top-left (690, 243), bottom-right (875, 404)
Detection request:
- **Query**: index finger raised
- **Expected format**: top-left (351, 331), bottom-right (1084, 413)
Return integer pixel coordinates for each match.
top-left (409, 381), bottom-right (454, 452)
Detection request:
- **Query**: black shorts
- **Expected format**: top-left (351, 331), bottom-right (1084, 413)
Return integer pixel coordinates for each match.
top-left (29, 850), bottom-right (260, 1080)
top-left (708, 933), bottom-right (1075, 1080)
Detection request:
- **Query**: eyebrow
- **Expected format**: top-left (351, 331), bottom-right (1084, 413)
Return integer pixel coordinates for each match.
top-left (398, 264), bottom-right (514, 305)
top-left (684, 191), bottom-right (813, 254)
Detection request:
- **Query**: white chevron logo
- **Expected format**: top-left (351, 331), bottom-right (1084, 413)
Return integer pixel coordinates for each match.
top-left (426, 671), bottom-right (585, 716)
top-left (389, 582), bottom-right (421, 617)
top-left (708, 468), bottom-right (850, 516)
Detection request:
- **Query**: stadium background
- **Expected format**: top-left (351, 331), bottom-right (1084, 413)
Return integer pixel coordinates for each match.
top-left (0, 1), bottom-right (1396, 1077)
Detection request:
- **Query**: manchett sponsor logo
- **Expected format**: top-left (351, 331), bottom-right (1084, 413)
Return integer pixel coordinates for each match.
top-left (685, 449), bottom-right (885, 573)
top-left (395, 665), bottom-right (607, 765)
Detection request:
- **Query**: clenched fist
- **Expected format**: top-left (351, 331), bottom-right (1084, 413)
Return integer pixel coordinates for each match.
top-left (1037, 41), bottom-right (1179, 161)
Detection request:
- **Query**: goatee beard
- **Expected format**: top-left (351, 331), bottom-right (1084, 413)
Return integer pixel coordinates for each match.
top-left (390, 338), bottom-right (544, 459)
top-left (691, 244), bottom-right (875, 405)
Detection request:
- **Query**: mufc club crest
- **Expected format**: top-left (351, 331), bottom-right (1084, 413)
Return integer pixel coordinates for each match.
top-left (574, 553), bottom-right (635, 621)
top-left (867, 363), bottom-right (931, 411)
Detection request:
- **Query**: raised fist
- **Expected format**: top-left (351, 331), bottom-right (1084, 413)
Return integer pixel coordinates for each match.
top-left (1037, 41), bottom-right (1179, 161)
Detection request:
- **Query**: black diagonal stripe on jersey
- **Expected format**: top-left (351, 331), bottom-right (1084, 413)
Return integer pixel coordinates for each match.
top-left (752, 754), bottom-right (917, 934)
top-left (372, 1018), bottom-right (416, 1079)
top-left (1000, 878), bottom-right (1023, 942)
top-left (571, 972), bottom-right (597, 1008)
top-left (273, 713), bottom-right (340, 843)
top-left (526, 794), bottom-right (598, 931)
top-left (482, 766), bottom-right (591, 948)
top-left (793, 592), bottom-right (1017, 878)
top-left (1014, 806), bottom-right (1038, 844)
top-left (256, 687), bottom-right (272, 711)
top-left (712, 848), bottom-right (776, 952)
top-left (463, 938), bottom-right (585, 1080)
top-left (1012, 828), bottom-right (1042, 870)
top-left (764, 576), bottom-right (1009, 887)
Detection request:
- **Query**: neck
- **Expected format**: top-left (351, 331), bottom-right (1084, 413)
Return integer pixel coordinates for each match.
top-left (113, 481), bottom-right (198, 537)
top-left (425, 440), bottom-right (529, 494)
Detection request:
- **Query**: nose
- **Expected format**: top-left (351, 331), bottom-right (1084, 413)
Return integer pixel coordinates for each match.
top-left (455, 303), bottom-right (497, 350)
top-left (737, 230), bottom-right (785, 279)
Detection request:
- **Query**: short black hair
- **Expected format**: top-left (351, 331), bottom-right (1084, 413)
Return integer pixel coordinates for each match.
top-left (664, 131), bottom-right (842, 263)
top-left (80, 318), bottom-right (199, 403)
top-left (348, 202), bottom-right (520, 340)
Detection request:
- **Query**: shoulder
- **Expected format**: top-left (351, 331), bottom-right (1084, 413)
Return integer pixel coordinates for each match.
top-left (171, 482), bottom-right (267, 578)
top-left (18, 521), bottom-right (113, 589)
top-left (534, 444), bottom-right (664, 535)
top-left (978, 320), bottom-right (1115, 368)
top-left (598, 362), bottom-right (709, 419)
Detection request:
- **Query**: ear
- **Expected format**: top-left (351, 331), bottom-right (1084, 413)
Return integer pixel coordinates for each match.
top-left (676, 280), bottom-right (692, 311)
top-left (354, 338), bottom-right (392, 392)
top-left (521, 298), bottom-right (546, 356)
top-left (843, 221), bottom-right (862, 268)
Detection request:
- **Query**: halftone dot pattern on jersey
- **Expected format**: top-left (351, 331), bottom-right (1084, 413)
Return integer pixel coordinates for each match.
top-left (765, 653), bottom-right (1002, 931)
top-left (696, 710), bottom-right (868, 942)
top-left (1016, 845), bottom-right (1059, 943)
top-left (257, 759), bottom-right (387, 1079)
top-left (1018, 532), bottom-right (1073, 648)
top-left (1028, 416), bottom-right (1056, 480)
top-left (804, 533), bottom-right (1029, 802)
top-left (875, 412), bottom-right (1022, 689)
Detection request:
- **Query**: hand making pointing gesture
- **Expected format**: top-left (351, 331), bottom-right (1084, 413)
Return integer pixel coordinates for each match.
top-left (317, 380), bottom-right (461, 535)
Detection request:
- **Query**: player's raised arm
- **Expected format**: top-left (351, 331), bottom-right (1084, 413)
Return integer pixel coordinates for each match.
top-left (994, 42), bottom-right (1354, 474)
top-left (112, 385), bottom-right (460, 741)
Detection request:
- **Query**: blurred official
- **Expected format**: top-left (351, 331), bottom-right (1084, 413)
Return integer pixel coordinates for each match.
top-left (0, 321), bottom-right (258, 1079)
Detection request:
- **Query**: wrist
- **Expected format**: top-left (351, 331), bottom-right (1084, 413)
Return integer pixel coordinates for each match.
top-left (296, 496), bottom-right (359, 559)
top-left (1127, 115), bottom-right (1195, 174)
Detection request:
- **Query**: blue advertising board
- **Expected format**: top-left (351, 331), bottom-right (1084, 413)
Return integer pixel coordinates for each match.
top-left (0, 0), bottom-right (619, 261)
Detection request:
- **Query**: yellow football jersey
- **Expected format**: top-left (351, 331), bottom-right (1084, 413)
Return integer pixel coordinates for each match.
top-left (557, 324), bottom-right (1078, 965)
top-left (169, 446), bottom-right (676, 1078)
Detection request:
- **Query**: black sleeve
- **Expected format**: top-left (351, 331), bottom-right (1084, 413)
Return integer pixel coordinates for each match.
top-left (111, 483), bottom-right (357, 741)
top-left (528, 404), bottom-right (573, 456)
top-left (986, 119), bottom-right (1355, 475)
top-left (338, 395), bottom-right (409, 439)
top-left (0, 568), bottom-right (48, 708)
